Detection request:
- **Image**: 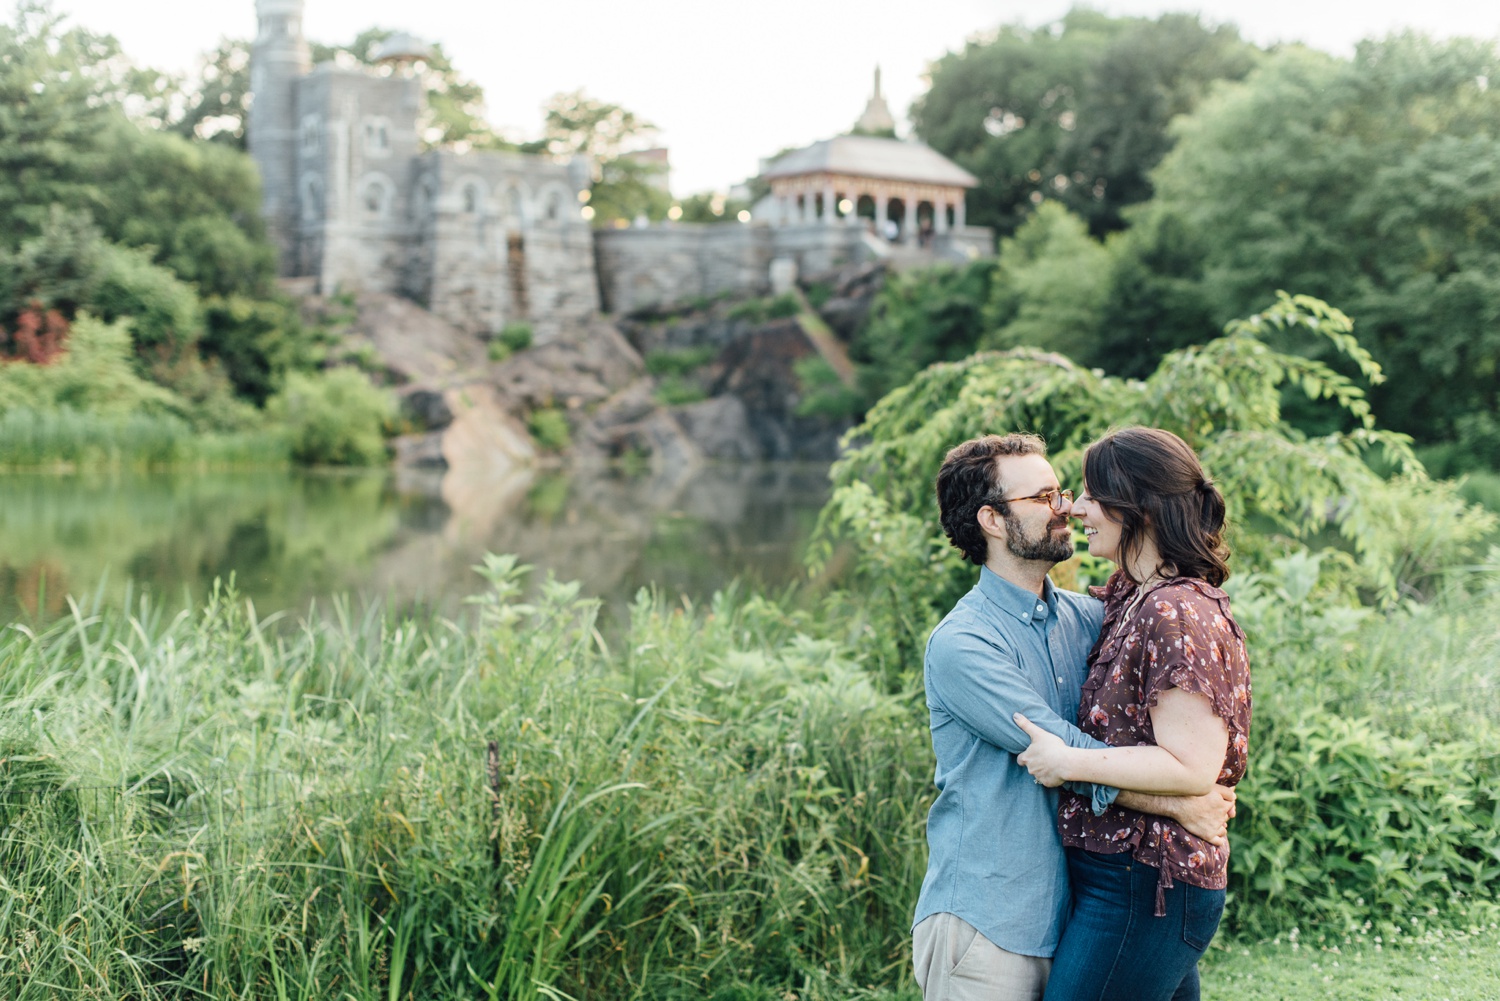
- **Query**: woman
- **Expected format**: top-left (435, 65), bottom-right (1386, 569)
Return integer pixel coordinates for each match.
top-left (1014, 427), bottom-right (1251, 1001)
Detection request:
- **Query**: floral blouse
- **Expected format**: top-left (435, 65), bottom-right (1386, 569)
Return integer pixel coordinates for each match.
top-left (1056, 571), bottom-right (1252, 915)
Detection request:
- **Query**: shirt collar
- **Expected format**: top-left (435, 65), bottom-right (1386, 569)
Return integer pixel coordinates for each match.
top-left (978, 566), bottom-right (1056, 625)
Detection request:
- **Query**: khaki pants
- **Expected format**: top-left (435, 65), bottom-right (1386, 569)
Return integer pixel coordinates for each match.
top-left (912, 912), bottom-right (1051, 1001)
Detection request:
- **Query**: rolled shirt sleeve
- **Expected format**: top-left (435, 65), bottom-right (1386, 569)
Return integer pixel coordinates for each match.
top-left (927, 623), bottom-right (1119, 814)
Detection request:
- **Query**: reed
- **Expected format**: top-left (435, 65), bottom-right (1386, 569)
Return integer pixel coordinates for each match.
top-left (0, 555), bottom-right (1495, 999)
top-left (0, 407), bottom-right (289, 470)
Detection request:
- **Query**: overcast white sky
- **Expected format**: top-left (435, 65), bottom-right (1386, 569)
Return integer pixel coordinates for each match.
top-left (48, 0), bottom-right (1500, 195)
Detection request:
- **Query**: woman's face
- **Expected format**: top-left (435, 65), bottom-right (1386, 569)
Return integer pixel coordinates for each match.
top-left (1070, 485), bottom-right (1124, 564)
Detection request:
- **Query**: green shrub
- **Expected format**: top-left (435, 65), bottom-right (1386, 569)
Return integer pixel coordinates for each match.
top-left (653, 375), bottom-right (707, 406)
top-left (528, 407), bottom-right (571, 451)
top-left (341, 342), bottom-right (385, 374)
top-left (848, 259), bottom-right (995, 408)
top-left (488, 323), bottom-right (535, 362)
top-left (0, 313), bottom-right (185, 419)
top-left (805, 281), bottom-right (834, 310)
top-left (499, 322), bottom-right (533, 353)
top-left (727, 297), bottom-right (769, 323)
top-left (1457, 470), bottom-right (1500, 514)
top-left (727, 293), bottom-right (802, 324)
top-left (267, 367), bottom-right (394, 466)
top-left (1223, 556), bottom-right (1500, 941)
top-left (814, 294), bottom-right (1495, 680)
top-left (767, 293), bottom-right (801, 319)
top-left (92, 242), bottom-right (202, 355)
top-left (644, 345), bottom-right (715, 377)
top-left (793, 355), bottom-right (862, 420)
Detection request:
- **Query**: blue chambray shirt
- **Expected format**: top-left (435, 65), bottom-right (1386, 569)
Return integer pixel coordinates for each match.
top-left (913, 567), bottom-right (1119, 958)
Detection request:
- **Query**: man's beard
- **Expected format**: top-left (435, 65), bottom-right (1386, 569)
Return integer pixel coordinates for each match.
top-left (1005, 511), bottom-right (1074, 564)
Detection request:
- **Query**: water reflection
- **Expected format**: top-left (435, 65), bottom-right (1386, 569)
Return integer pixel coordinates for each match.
top-left (0, 463), bottom-right (832, 623)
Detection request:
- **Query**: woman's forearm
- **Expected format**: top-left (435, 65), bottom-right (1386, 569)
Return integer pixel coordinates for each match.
top-left (1054, 743), bottom-right (1215, 796)
top-left (1015, 689), bottom-right (1229, 794)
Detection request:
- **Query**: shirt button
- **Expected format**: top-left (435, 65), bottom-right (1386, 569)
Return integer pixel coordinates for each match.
top-left (1037, 604), bottom-right (1046, 614)
top-left (1056, 676), bottom-right (1064, 685)
top-left (1022, 613), bottom-right (1030, 620)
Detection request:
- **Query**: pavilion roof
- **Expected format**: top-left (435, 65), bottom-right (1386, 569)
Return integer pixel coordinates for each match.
top-left (763, 135), bottom-right (978, 188)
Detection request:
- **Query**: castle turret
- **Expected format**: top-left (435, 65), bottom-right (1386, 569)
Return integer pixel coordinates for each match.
top-left (249, 0), bottom-right (312, 272)
top-left (854, 66), bottom-right (896, 136)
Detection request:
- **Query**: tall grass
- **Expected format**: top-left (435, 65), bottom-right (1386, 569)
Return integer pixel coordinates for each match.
top-left (0, 560), bottom-right (929, 1000)
top-left (0, 408), bottom-right (288, 470)
top-left (0, 555), bottom-right (1496, 998)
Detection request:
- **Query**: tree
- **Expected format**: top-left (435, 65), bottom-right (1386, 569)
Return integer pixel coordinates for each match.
top-left (1102, 35), bottom-right (1500, 452)
top-left (676, 191), bottom-right (750, 224)
top-left (169, 37), bottom-right (252, 146)
top-left (268, 368), bottom-right (395, 466)
top-left (848, 259), bottom-right (995, 409)
top-left (814, 293), bottom-right (1492, 681)
top-left (0, 6), bottom-right (318, 414)
top-left (310, 29), bottom-right (520, 150)
top-left (0, 4), bottom-right (116, 242)
top-left (543, 89), bottom-right (668, 224)
top-left (92, 123), bottom-right (275, 299)
top-left (982, 201), bottom-right (1111, 359)
top-left (911, 9), bottom-right (1259, 238)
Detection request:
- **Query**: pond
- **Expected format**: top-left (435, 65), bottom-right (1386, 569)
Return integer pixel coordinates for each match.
top-left (0, 462), bottom-right (835, 625)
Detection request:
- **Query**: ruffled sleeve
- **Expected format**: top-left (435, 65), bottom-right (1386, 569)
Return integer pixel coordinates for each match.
top-left (1137, 582), bottom-right (1252, 749)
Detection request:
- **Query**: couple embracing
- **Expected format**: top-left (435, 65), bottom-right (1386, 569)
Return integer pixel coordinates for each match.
top-left (912, 428), bottom-right (1252, 1001)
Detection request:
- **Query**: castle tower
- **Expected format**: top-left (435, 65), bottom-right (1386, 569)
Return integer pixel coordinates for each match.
top-left (249, 0), bottom-right (311, 273)
top-left (854, 66), bottom-right (896, 136)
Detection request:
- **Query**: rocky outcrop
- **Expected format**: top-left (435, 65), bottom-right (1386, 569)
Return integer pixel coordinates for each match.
top-left (813, 260), bottom-right (886, 342)
top-left (314, 260), bottom-right (886, 476)
top-left (670, 396), bottom-right (758, 461)
top-left (492, 317), bottom-right (645, 416)
top-left (611, 261), bottom-right (886, 463)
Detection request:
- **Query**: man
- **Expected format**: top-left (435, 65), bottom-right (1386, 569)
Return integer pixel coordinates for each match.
top-left (911, 433), bottom-right (1235, 1001)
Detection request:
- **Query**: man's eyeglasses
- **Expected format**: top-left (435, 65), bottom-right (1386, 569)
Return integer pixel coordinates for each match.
top-left (993, 488), bottom-right (1075, 511)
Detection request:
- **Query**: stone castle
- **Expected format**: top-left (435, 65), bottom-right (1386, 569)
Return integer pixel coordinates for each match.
top-left (248, 0), bottom-right (992, 341)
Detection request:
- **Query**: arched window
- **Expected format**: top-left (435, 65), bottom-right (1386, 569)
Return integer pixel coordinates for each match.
top-left (500, 185), bottom-right (529, 229)
top-left (360, 174), bottom-right (394, 220)
top-left (363, 117), bottom-right (391, 156)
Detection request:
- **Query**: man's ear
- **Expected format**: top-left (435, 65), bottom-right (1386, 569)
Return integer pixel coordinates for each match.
top-left (976, 503), bottom-right (1006, 541)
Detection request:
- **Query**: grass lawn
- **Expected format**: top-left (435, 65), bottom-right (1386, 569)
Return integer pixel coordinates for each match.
top-left (1202, 926), bottom-right (1500, 1000)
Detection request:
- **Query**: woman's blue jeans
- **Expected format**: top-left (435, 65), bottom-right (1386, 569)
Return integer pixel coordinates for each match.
top-left (1041, 848), bottom-right (1225, 1001)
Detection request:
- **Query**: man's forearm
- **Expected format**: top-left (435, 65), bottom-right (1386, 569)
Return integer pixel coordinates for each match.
top-left (1116, 790), bottom-right (1189, 817)
top-left (1116, 787), bottom-right (1236, 845)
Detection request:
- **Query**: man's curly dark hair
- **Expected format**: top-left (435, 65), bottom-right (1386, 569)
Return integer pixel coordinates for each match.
top-left (936, 433), bottom-right (1048, 565)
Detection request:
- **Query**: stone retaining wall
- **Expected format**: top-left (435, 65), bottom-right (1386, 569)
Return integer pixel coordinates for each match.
top-left (594, 224), bottom-right (873, 315)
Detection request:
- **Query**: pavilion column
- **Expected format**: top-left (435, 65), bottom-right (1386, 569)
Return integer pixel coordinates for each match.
top-left (954, 196), bottom-right (966, 230)
top-left (823, 182), bottom-right (836, 225)
top-left (875, 193), bottom-right (889, 237)
top-left (802, 190), bottom-right (814, 224)
top-left (902, 190), bottom-right (917, 244)
top-left (935, 195), bottom-right (950, 234)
